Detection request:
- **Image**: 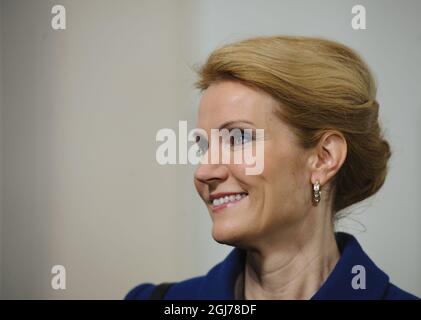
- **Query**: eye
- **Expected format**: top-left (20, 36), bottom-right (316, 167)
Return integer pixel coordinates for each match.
top-left (195, 135), bottom-right (208, 157)
top-left (229, 128), bottom-right (253, 147)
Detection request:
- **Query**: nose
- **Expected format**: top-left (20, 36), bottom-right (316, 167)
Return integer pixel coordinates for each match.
top-left (194, 162), bottom-right (229, 186)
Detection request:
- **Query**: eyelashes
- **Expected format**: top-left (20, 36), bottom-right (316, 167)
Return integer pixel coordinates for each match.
top-left (196, 135), bottom-right (209, 157)
top-left (195, 128), bottom-right (255, 157)
top-left (229, 128), bottom-right (254, 147)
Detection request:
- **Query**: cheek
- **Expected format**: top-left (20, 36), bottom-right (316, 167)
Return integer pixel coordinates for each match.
top-left (225, 144), bottom-right (292, 197)
top-left (226, 163), bottom-right (258, 189)
top-left (262, 145), bottom-right (291, 184)
top-left (261, 146), bottom-right (308, 210)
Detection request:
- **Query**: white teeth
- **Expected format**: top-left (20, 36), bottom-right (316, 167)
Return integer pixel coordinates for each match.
top-left (212, 193), bottom-right (247, 206)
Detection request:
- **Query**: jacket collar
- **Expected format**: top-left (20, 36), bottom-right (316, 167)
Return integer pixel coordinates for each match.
top-left (198, 232), bottom-right (390, 299)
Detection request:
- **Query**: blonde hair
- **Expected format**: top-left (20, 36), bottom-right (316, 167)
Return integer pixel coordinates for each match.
top-left (195, 35), bottom-right (391, 216)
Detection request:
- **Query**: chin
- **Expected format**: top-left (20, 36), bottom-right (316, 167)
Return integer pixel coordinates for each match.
top-left (211, 220), bottom-right (252, 247)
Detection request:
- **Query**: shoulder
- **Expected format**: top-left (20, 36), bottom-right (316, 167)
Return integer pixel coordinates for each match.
top-left (125, 283), bottom-right (155, 300)
top-left (313, 233), bottom-right (420, 300)
top-left (124, 275), bottom-right (206, 300)
top-left (384, 283), bottom-right (419, 300)
top-left (125, 247), bottom-right (245, 300)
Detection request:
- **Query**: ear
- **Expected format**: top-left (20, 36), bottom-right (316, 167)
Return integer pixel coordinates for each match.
top-left (309, 131), bottom-right (347, 187)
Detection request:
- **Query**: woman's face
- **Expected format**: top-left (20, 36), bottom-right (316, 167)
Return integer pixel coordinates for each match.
top-left (194, 80), bottom-right (315, 249)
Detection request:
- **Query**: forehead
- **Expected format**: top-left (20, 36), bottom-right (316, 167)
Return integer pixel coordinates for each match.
top-left (197, 80), bottom-right (277, 128)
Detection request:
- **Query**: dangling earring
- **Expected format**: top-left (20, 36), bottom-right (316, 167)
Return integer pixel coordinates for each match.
top-left (312, 180), bottom-right (321, 204)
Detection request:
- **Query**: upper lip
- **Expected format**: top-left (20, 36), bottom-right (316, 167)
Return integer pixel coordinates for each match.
top-left (209, 191), bottom-right (248, 203)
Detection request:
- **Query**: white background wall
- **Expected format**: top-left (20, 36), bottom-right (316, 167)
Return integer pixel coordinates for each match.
top-left (0, 0), bottom-right (420, 299)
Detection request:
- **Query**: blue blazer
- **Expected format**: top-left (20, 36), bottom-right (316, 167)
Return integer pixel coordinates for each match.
top-left (126, 232), bottom-right (418, 300)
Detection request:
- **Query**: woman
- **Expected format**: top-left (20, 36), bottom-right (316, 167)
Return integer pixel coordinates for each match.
top-left (126, 36), bottom-right (418, 300)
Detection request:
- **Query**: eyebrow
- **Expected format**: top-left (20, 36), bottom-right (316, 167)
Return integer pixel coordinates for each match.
top-left (218, 120), bottom-right (256, 130)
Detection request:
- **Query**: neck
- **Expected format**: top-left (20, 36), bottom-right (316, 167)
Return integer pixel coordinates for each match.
top-left (243, 208), bottom-right (340, 300)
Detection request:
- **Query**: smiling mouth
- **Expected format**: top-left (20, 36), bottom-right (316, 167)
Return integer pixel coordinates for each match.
top-left (209, 192), bottom-right (248, 211)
